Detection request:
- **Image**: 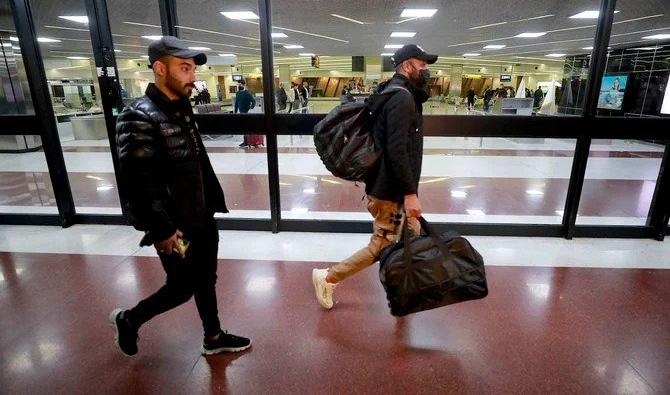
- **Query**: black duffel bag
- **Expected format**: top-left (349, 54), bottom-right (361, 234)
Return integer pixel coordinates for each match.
top-left (379, 217), bottom-right (488, 316)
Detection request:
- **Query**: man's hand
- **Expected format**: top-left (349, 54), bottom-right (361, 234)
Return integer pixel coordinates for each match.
top-left (154, 230), bottom-right (184, 258)
top-left (404, 194), bottom-right (422, 219)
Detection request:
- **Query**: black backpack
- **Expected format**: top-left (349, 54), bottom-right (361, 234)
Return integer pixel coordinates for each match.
top-left (313, 86), bottom-right (409, 181)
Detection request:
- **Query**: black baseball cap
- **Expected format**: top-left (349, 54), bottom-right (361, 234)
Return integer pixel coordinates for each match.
top-left (148, 36), bottom-right (207, 68)
top-left (391, 44), bottom-right (438, 66)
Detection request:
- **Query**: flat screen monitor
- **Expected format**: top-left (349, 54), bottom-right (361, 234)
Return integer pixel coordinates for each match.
top-left (500, 74), bottom-right (512, 82)
top-left (352, 56), bottom-right (365, 72)
top-left (232, 75), bottom-right (243, 82)
top-left (52, 85), bottom-right (65, 97)
top-left (661, 79), bottom-right (670, 115)
top-left (597, 75), bottom-right (628, 110)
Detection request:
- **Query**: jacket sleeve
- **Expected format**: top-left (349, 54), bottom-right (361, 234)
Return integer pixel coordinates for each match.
top-left (383, 91), bottom-right (418, 196)
top-left (234, 92), bottom-right (239, 113)
top-left (250, 92), bottom-right (256, 109)
top-left (116, 107), bottom-right (176, 241)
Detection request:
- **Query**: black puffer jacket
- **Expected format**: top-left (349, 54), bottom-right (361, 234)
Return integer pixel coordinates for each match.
top-left (365, 74), bottom-right (428, 203)
top-left (116, 83), bottom-right (227, 242)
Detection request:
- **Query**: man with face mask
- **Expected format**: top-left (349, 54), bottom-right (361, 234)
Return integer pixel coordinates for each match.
top-left (312, 44), bottom-right (437, 310)
top-left (111, 36), bottom-right (251, 356)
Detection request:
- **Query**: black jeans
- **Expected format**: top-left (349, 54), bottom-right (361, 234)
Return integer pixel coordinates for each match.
top-left (127, 218), bottom-right (221, 337)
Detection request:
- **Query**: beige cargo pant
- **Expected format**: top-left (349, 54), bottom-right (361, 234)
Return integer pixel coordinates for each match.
top-left (328, 196), bottom-right (421, 283)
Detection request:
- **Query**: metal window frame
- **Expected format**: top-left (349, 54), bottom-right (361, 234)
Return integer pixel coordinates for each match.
top-left (158, 0), bottom-right (179, 37)
top-left (1, 0), bottom-right (669, 240)
top-left (7, 0), bottom-right (75, 227)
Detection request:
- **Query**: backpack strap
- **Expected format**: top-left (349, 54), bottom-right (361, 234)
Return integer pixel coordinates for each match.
top-left (367, 85), bottom-right (411, 115)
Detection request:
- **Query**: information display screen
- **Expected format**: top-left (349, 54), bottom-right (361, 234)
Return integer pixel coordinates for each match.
top-left (597, 75), bottom-right (628, 110)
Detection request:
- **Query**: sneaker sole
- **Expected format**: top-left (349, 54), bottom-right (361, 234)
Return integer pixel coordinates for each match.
top-left (312, 270), bottom-right (333, 310)
top-left (201, 341), bottom-right (252, 356)
top-left (109, 308), bottom-right (136, 358)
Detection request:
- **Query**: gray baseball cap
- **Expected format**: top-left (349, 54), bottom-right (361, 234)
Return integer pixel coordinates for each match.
top-left (148, 36), bottom-right (207, 68)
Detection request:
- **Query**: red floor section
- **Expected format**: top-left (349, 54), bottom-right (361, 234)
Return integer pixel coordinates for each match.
top-left (0, 252), bottom-right (668, 394)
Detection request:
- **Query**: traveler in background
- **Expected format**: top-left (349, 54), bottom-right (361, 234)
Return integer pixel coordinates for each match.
top-left (467, 88), bottom-right (476, 111)
top-left (112, 36), bottom-right (251, 357)
top-left (498, 86), bottom-right (508, 99)
top-left (276, 82), bottom-right (288, 112)
top-left (311, 44), bottom-right (437, 310)
top-left (201, 88), bottom-right (211, 104)
top-left (234, 79), bottom-right (257, 147)
top-left (300, 81), bottom-right (310, 112)
top-left (289, 82), bottom-right (301, 113)
top-left (534, 87), bottom-right (545, 108)
top-left (483, 88), bottom-right (494, 111)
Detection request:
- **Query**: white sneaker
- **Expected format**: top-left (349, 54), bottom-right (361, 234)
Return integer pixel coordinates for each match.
top-left (312, 269), bottom-right (336, 309)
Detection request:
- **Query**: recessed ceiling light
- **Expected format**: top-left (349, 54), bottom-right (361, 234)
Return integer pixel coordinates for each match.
top-left (463, 53), bottom-right (481, 57)
top-left (526, 189), bottom-right (545, 196)
top-left (483, 44), bottom-right (506, 49)
top-left (299, 53), bottom-right (315, 56)
top-left (12, 46), bottom-right (20, 50)
top-left (218, 53), bottom-right (235, 57)
top-left (141, 55), bottom-right (149, 59)
top-left (141, 35), bottom-right (162, 40)
top-left (384, 44), bottom-right (403, 49)
top-left (58, 16), bottom-right (89, 24)
top-left (114, 49), bottom-right (121, 52)
top-left (582, 46), bottom-right (594, 50)
top-left (515, 32), bottom-right (547, 38)
top-left (380, 53), bottom-right (394, 56)
top-left (188, 46), bottom-right (211, 51)
top-left (37, 37), bottom-right (61, 43)
top-left (283, 44), bottom-right (304, 49)
top-left (451, 191), bottom-right (467, 198)
top-left (67, 56), bottom-right (89, 60)
top-left (545, 53), bottom-right (566, 57)
top-left (569, 10), bottom-right (619, 19)
top-left (10, 36), bottom-right (19, 42)
top-left (635, 46), bottom-right (662, 50)
top-left (642, 34), bottom-right (670, 40)
top-left (220, 11), bottom-right (259, 20)
top-left (391, 32), bottom-right (416, 37)
top-left (271, 32), bottom-right (288, 38)
top-left (400, 9), bottom-right (438, 18)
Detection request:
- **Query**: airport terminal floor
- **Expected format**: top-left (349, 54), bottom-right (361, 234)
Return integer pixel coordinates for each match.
top-left (2, 0), bottom-right (670, 393)
top-left (0, 225), bottom-right (669, 394)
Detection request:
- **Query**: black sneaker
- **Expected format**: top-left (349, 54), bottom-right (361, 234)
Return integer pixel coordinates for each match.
top-left (109, 308), bottom-right (138, 356)
top-left (201, 331), bottom-right (252, 355)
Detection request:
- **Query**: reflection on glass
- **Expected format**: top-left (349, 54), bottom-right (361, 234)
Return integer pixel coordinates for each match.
top-left (277, 136), bottom-right (578, 224)
top-left (269, 1), bottom-right (609, 116)
top-left (577, 139), bottom-right (664, 226)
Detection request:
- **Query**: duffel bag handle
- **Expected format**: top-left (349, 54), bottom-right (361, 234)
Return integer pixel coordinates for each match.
top-left (401, 216), bottom-right (457, 265)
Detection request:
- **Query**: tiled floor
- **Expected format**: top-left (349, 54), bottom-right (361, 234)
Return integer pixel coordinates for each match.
top-left (0, 239), bottom-right (668, 394)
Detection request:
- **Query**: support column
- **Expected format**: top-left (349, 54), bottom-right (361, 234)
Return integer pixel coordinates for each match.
top-left (448, 65), bottom-right (463, 97)
top-left (278, 64), bottom-right (290, 86)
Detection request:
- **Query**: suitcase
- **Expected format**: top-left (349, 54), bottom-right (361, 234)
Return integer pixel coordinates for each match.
top-left (379, 217), bottom-right (488, 316)
top-left (245, 134), bottom-right (264, 147)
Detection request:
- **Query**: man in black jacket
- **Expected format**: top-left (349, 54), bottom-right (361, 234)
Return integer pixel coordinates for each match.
top-left (110, 36), bottom-right (251, 356)
top-left (312, 44), bottom-right (437, 309)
